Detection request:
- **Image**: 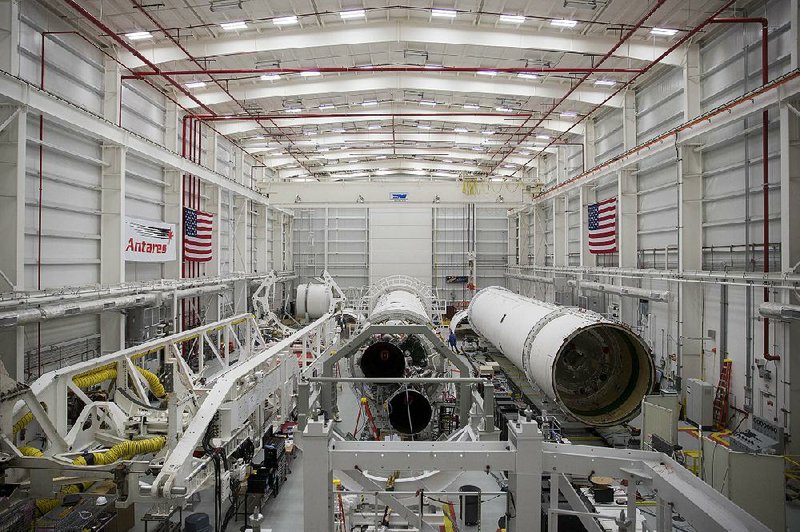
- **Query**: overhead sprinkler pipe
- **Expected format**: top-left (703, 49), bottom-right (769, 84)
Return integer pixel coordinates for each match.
top-left (122, 66), bottom-right (644, 77)
top-left (190, 112), bottom-right (539, 120)
top-left (500, 0), bottom-right (739, 177)
top-left (468, 287), bottom-right (655, 426)
top-left (709, 17), bottom-right (776, 361)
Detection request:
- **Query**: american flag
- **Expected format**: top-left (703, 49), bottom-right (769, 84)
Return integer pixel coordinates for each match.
top-left (588, 197), bottom-right (617, 254)
top-left (184, 207), bottom-right (213, 262)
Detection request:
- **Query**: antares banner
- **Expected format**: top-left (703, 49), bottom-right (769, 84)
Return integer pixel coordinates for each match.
top-left (124, 217), bottom-right (176, 262)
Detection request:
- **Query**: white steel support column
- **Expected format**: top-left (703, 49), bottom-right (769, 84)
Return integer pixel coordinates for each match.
top-left (165, 99), bottom-right (179, 154)
top-left (617, 169), bottom-right (638, 268)
top-left (207, 130), bottom-right (218, 173)
top-left (100, 145), bottom-right (126, 353)
top-left (233, 197), bottom-right (249, 272)
top-left (584, 119), bottom-right (597, 169)
top-left (789, 1), bottom-right (799, 71)
top-left (254, 203), bottom-right (268, 272)
top-left (103, 58), bottom-right (121, 126)
top-left (579, 185), bottom-right (596, 267)
top-left (302, 419), bottom-right (334, 532)
top-left (617, 168), bottom-right (639, 325)
top-left (552, 197), bottom-right (567, 267)
top-left (163, 170), bottom-right (183, 282)
top-left (622, 90), bottom-right (637, 150)
top-left (781, 101), bottom-right (800, 452)
top-left (0, 106), bottom-right (25, 379)
top-left (683, 45), bottom-right (701, 120)
top-left (555, 147), bottom-right (567, 184)
top-left (0, 1), bottom-right (19, 76)
top-left (507, 419), bottom-right (543, 532)
top-left (677, 145), bottom-right (704, 385)
top-left (518, 211), bottom-right (529, 266)
top-left (205, 185), bottom-right (222, 322)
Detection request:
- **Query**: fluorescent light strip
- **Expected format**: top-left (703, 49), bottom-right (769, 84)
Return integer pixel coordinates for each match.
top-left (184, 81), bottom-right (206, 89)
top-left (477, 70), bottom-right (497, 76)
top-left (536, 134), bottom-right (550, 140)
top-left (453, 127), bottom-right (468, 133)
top-left (594, 79), bottom-right (617, 86)
top-left (220, 21), bottom-right (247, 30)
top-left (419, 100), bottom-right (437, 106)
top-left (361, 100), bottom-right (378, 106)
top-left (560, 111), bottom-right (577, 117)
top-left (340, 9), bottom-right (365, 19)
top-left (417, 124), bottom-right (432, 130)
top-left (517, 73), bottom-right (538, 80)
top-left (431, 9), bottom-right (457, 18)
top-left (126, 31), bottom-right (152, 40)
top-left (499, 14), bottom-right (525, 24)
top-left (551, 19), bottom-right (578, 28)
top-left (495, 106), bottom-right (512, 112)
top-left (650, 27), bottom-right (678, 36)
top-left (273, 15), bottom-right (298, 25)
top-left (463, 103), bottom-right (480, 110)
top-left (318, 103), bottom-right (335, 110)
top-left (284, 108), bottom-right (303, 113)
top-left (260, 74), bottom-right (281, 81)
top-left (300, 71), bottom-right (321, 77)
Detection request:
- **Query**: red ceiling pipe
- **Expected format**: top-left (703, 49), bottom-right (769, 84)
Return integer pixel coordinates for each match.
top-left (517, 0), bottom-right (739, 175)
top-left (486, 0), bottom-right (669, 173)
top-left (191, 112), bottom-right (537, 120)
top-left (123, 66), bottom-right (644, 77)
top-left (62, 0), bottom-right (215, 115)
top-left (711, 17), bottom-right (775, 361)
top-left (128, 2), bottom-right (312, 176)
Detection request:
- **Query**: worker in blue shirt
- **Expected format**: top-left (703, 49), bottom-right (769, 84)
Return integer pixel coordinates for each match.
top-left (447, 329), bottom-right (459, 353)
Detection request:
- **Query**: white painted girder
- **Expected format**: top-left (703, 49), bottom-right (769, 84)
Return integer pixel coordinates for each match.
top-left (121, 22), bottom-right (682, 68)
top-left (262, 150), bottom-right (544, 169)
top-left (0, 71), bottom-right (268, 204)
top-left (275, 159), bottom-right (522, 178)
top-left (178, 73), bottom-right (624, 109)
top-left (214, 108), bottom-right (584, 136)
top-left (246, 132), bottom-right (557, 151)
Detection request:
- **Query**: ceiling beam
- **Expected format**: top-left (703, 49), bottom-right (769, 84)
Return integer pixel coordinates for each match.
top-left (120, 21), bottom-right (683, 68)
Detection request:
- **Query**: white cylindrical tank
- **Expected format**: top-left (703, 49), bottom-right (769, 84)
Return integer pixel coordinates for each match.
top-left (468, 286), bottom-right (654, 426)
top-left (370, 289), bottom-right (430, 325)
top-left (296, 283), bottom-right (332, 319)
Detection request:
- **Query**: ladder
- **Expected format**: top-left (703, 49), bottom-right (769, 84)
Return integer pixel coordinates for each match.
top-left (713, 359), bottom-right (733, 429)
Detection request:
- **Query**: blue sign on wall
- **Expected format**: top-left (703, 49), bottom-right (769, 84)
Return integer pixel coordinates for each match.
top-left (390, 192), bottom-right (408, 201)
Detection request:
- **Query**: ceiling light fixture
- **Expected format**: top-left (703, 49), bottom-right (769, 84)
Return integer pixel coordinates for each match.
top-left (517, 73), bottom-right (539, 80)
top-left (477, 70), bottom-right (497, 76)
top-left (453, 127), bottom-right (468, 133)
top-left (551, 19), bottom-right (578, 28)
top-left (340, 9), bottom-right (366, 19)
top-left (284, 107), bottom-right (303, 113)
top-left (220, 21), bottom-right (247, 30)
top-left (594, 79), bottom-right (617, 86)
top-left (361, 100), bottom-right (378, 106)
top-left (431, 9), bottom-right (457, 18)
top-left (273, 15), bottom-right (298, 26)
top-left (125, 31), bottom-right (152, 41)
top-left (318, 103), bottom-right (335, 110)
top-left (559, 111), bottom-right (578, 117)
top-left (260, 74), bottom-right (281, 81)
top-left (417, 124), bottom-right (432, 129)
top-left (367, 124), bottom-right (381, 129)
top-left (184, 81), bottom-right (206, 89)
top-left (536, 134), bottom-right (550, 140)
top-left (300, 71), bottom-right (321, 77)
top-left (463, 103), bottom-right (480, 110)
top-left (419, 100), bottom-right (437, 106)
top-left (499, 14), bottom-right (526, 23)
top-left (481, 130), bottom-right (495, 135)
top-left (495, 106), bottom-right (512, 112)
top-left (650, 27), bottom-right (679, 36)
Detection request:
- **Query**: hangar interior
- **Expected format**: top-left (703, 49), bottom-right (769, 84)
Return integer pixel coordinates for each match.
top-left (0, 0), bottom-right (798, 530)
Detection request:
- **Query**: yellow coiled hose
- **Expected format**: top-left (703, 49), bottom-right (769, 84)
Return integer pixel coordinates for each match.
top-left (71, 436), bottom-right (166, 466)
top-left (26, 436), bottom-right (165, 514)
top-left (12, 411), bottom-right (33, 435)
top-left (71, 366), bottom-right (165, 398)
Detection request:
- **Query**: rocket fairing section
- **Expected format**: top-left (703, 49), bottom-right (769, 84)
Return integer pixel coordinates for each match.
top-left (468, 286), bottom-right (655, 427)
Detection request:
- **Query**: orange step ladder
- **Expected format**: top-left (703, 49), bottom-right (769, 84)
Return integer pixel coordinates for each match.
top-left (712, 359), bottom-right (733, 429)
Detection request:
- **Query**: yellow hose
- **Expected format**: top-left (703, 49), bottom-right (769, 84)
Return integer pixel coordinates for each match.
top-left (18, 446), bottom-right (43, 457)
top-left (12, 411), bottom-right (33, 435)
top-left (72, 366), bottom-right (165, 398)
top-left (71, 436), bottom-right (166, 466)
